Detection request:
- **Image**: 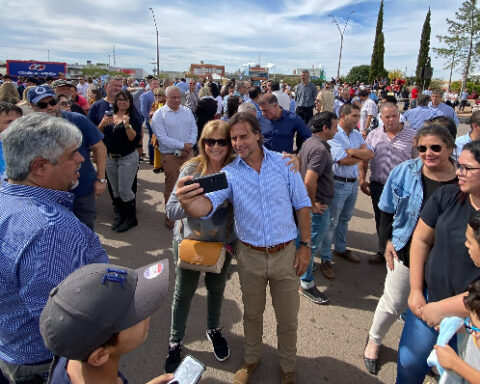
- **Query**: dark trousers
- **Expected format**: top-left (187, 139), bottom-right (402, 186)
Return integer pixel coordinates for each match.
top-left (370, 181), bottom-right (385, 254)
top-left (295, 106), bottom-right (314, 151)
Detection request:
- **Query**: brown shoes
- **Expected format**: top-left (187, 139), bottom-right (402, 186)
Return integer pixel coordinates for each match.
top-left (333, 249), bottom-right (360, 263)
top-left (320, 261), bottom-right (335, 280)
top-left (281, 371), bottom-right (296, 384)
top-left (368, 252), bottom-right (385, 265)
top-left (232, 361), bottom-right (259, 384)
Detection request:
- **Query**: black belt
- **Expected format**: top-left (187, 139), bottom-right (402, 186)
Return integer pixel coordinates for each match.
top-left (108, 151), bottom-right (134, 159)
top-left (334, 175), bottom-right (357, 183)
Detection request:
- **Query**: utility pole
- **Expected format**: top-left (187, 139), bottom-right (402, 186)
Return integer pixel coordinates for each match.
top-left (148, 7), bottom-right (160, 78)
top-left (113, 45), bottom-right (116, 67)
top-left (329, 11), bottom-right (354, 79)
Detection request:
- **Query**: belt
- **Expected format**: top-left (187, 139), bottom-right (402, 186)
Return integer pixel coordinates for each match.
top-left (334, 175), bottom-right (357, 183)
top-left (241, 240), bottom-right (293, 254)
top-left (108, 151), bottom-right (134, 159)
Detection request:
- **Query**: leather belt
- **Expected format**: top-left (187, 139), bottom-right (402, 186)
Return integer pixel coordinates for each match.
top-left (334, 175), bottom-right (357, 183)
top-left (108, 151), bottom-right (134, 159)
top-left (241, 240), bottom-right (293, 254)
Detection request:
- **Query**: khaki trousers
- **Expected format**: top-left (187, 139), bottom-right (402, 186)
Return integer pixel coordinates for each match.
top-left (161, 152), bottom-right (192, 206)
top-left (237, 241), bottom-right (299, 372)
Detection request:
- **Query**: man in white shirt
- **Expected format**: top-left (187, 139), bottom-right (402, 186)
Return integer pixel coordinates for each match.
top-left (358, 90), bottom-right (378, 135)
top-left (76, 76), bottom-right (89, 99)
top-left (271, 81), bottom-right (291, 111)
top-left (151, 86), bottom-right (197, 228)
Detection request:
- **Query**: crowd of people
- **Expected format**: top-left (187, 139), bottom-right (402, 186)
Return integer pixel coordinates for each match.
top-left (0, 69), bottom-right (480, 384)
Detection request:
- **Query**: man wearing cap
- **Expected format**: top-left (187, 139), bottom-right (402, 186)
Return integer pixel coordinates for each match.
top-left (76, 76), bottom-right (89, 99)
top-left (0, 114), bottom-right (109, 384)
top-left (40, 261), bottom-right (171, 384)
top-left (28, 85), bottom-right (107, 229)
top-left (51, 79), bottom-right (88, 115)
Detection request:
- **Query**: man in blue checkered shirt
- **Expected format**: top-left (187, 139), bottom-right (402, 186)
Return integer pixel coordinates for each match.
top-left (0, 114), bottom-right (109, 384)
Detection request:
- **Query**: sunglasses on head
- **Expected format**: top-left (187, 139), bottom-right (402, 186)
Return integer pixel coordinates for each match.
top-left (35, 99), bottom-right (57, 109)
top-left (417, 144), bottom-right (443, 153)
top-left (202, 138), bottom-right (229, 147)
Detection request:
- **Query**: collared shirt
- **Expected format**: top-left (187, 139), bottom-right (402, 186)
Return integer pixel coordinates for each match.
top-left (294, 82), bottom-right (317, 108)
top-left (428, 102), bottom-right (459, 127)
top-left (245, 99), bottom-right (272, 135)
top-left (151, 104), bottom-right (198, 153)
top-left (205, 147), bottom-right (311, 247)
top-left (299, 135), bottom-right (334, 205)
top-left (140, 90), bottom-right (154, 123)
top-left (176, 82), bottom-right (188, 94)
top-left (455, 132), bottom-right (473, 159)
top-left (0, 182), bottom-right (109, 364)
top-left (366, 126), bottom-right (417, 184)
top-left (262, 109), bottom-right (311, 153)
top-left (360, 98), bottom-right (378, 132)
top-left (0, 141), bottom-right (4, 178)
top-left (333, 98), bottom-right (352, 117)
top-left (185, 90), bottom-right (199, 114)
top-left (329, 125), bottom-right (372, 179)
top-left (401, 106), bottom-right (443, 130)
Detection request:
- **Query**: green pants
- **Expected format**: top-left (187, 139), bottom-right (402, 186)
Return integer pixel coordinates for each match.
top-left (170, 238), bottom-right (233, 342)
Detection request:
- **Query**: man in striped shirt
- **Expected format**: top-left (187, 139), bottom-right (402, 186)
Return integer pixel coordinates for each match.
top-left (175, 112), bottom-right (311, 384)
top-left (359, 103), bottom-right (417, 264)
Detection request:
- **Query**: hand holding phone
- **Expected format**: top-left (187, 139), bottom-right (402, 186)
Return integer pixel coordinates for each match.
top-left (184, 172), bottom-right (228, 194)
top-left (167, 355), bottom-right (205, 384)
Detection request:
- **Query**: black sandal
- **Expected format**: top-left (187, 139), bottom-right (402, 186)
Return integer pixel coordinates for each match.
top-left (363, 336), bottom-right (379, 375)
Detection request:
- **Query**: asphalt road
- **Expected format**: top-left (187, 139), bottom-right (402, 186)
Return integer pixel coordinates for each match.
top-left (94, 119), bottom-right (470, 384)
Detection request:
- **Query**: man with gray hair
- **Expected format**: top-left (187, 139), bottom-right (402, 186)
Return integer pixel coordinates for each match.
top-left (401, 94), bottom-right (443, 130)
top-left (152, 86), bottom-right (197, 229)
top-left (294, 70), bottom-right (317, 125)
top-left (0, 114), bottom-right (109, 384)
top-left (429, 88), bottom-right (459, 127)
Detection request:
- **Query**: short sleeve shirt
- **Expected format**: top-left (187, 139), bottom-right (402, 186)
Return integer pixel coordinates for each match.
top-left (421, 184), bottom-right (480, 302)
top-left (298, 135), bottom-right (334, 205)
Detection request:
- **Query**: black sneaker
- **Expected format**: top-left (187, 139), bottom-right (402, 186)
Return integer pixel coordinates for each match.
top-left (299, 286), bottom-right (330, 305)
top-left (165, 342), bottom-right (182, 373)
top-left (206, 328), bottom-right (230, 361)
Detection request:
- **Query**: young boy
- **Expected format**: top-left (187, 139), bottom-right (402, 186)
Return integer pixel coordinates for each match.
top-left (434, 210), bottom-right (480, 383)
top-left (40, 261), bottom-right (174, 384)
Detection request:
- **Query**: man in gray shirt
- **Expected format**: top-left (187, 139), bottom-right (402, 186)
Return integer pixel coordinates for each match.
top-left (298, 111), bottom-right (338, 288)
top-left (294, 70), bottom-right (317, 125)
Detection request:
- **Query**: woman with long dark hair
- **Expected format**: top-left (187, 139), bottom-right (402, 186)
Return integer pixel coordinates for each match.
top-left (98, 90), bottom-right (142, 232)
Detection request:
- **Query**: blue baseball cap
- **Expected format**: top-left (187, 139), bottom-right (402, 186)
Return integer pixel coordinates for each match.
top-left (27, 86), bottom-right (56, 104)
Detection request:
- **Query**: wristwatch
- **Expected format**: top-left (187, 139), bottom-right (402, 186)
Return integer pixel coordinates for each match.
top-left (299, 240), bottom-right (312, 249)
top-left (97, 178), bottom-right (107, 183)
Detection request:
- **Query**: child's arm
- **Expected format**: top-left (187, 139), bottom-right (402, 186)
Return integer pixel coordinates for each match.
top-left (435, 345), bottom-right (480, 384)
top-left (420, 292), bottom-right (469, 327)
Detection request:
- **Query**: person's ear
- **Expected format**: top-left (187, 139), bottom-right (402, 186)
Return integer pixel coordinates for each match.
top-left (87, 347), bottom-right (111, 367)
top-left (29, 157), bottom-right (51, 177)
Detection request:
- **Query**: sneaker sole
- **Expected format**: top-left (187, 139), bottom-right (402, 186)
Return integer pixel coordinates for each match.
top-left (206, 330), bottom-right (231, 362)
top-left (299, 289), bottom-right (330, 305)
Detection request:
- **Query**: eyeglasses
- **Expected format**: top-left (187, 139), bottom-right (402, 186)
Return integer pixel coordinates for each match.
top-left (416, 144), bottom-right (443, 153)
top-left (202, 138), bottom-right (229, 147)
top-left (465, 317), bottom-right (480, 334)
top-left (457, 163), bottom-right (480, 175)
top-left (35, 99), bottom-right (57, 109)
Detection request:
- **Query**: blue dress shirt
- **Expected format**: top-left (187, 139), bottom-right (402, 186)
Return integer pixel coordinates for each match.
top-left (0, 141), bottom-right (4, 178)
top-left (205, 147), bottom-right (311, 247)
top-left (455, 132), bottom-right (473, 160)
top-left (329, 125), bottom-right (372, 179)
top-left (262, 109), bottom-right (311, 153)
top-left (0, 182), bottom-right (109, 364)
top-left (140, 91), bottom-right (154, 124)
top-left (428, 102), bottom-right (459, 127)
top-left (401, 106), bottom-right (442, 130)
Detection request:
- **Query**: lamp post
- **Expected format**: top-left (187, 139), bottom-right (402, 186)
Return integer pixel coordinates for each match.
top-left (148, 7), bottom-right (160, 77)
top-left (329, 11), bottom-right (354, 80)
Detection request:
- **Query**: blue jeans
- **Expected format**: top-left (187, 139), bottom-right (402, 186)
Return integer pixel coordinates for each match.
top-left (396, 309), bottom-right (457, 383)
top-left (146, 122), bottom-right (154, 161)
top-left (296, 208), bottom-right (331, 289)
top-left (320, 180), bottom-right (358, 262)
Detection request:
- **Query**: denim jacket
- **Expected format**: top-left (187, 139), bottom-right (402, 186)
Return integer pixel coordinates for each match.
top-left (378, 158), bottom-right (423, 250)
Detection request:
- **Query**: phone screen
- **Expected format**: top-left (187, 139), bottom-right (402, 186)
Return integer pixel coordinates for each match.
top-left (168, 355), bottom-right (205, 384)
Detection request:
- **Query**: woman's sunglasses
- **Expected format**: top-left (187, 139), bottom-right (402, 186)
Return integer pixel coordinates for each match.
top-left (35, 99), bottom-right (58, 109)
top-left (202, 138), bottom-right (229, 147)
top-left (416, 144), bottom-right (443, 153)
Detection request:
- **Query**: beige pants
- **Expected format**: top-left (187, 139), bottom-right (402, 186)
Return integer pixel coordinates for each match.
top-left (161, 152), bottom-right (192, 206)
top-left (237, 241), bottom-right (300, 372)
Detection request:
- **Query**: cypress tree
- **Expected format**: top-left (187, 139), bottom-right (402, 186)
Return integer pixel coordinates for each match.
top-left (415, 8), bottom-right (433, 89)
top-left (369, 0), bottom-right (387, 82)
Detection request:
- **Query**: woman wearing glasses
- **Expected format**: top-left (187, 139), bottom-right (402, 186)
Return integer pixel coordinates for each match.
top-left (98, 90), bottom-right (142, 233)
top-left (363, 124), bottom-right (458, 375)
top-left (164, 120), bottom-right (236, 373)
top-left (396, 139), bottom-right (480, 383)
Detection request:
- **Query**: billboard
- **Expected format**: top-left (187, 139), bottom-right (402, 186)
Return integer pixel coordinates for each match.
top-left (6, 60), bottom-right (67, 78)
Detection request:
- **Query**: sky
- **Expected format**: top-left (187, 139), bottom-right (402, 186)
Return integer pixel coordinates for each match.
top-left (0, 0), bottom-right (467, 80)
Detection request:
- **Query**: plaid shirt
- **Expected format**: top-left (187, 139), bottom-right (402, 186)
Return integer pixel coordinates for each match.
top-left (0, 182), bottom-right (108, 364)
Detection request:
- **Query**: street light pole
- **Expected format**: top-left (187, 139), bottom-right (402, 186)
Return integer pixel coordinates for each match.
top-left (329, 11), bottom-right (354, 80)
top-left (148, 7), bottom-right (160, 77)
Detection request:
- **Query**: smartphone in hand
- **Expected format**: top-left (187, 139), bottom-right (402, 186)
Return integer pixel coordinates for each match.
top-left (167, 355), bottom-right (205, 384)
top-left (184, 172), bottom-right (228, 194)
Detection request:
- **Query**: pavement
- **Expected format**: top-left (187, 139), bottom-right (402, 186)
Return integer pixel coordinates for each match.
top-left (93, 118), bottom-right (470, 384)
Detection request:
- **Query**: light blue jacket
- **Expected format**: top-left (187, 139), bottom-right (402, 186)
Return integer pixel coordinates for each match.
top-left (378, 158), bottom-right (424, 251)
